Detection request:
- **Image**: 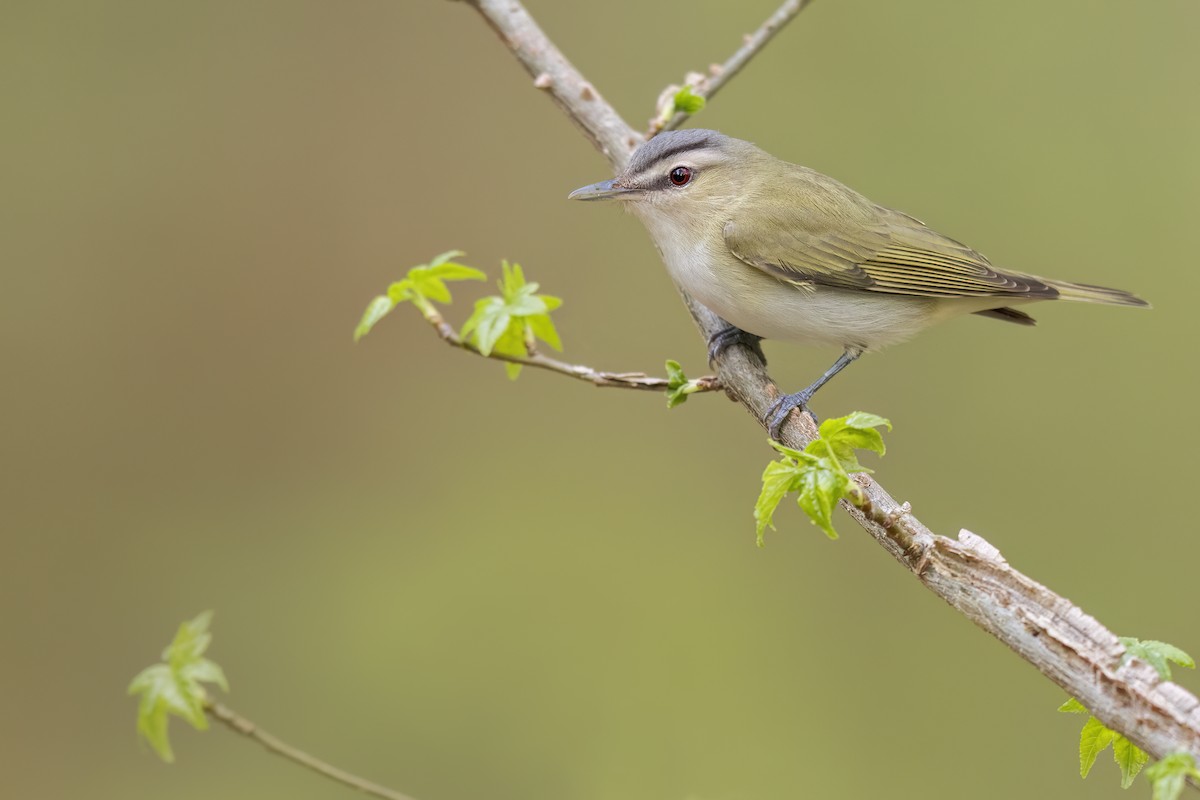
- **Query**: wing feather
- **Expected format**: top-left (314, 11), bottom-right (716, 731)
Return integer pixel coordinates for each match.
top-left (724, 169), bottom-right (1058, 300)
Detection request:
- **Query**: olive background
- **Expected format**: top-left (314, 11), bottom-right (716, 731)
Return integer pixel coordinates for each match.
top-left (3, 2), bottom-right (1198, 798)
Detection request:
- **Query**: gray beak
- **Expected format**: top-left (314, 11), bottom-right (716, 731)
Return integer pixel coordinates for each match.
top-left (567, 179), bottom-right (637, 201)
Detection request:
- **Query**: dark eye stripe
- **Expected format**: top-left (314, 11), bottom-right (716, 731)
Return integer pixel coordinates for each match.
top-left (641, 137), bottom-right (713, 168)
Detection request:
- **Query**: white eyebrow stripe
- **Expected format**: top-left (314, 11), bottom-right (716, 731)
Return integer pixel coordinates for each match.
top-left (626, 147), bottom-right (722, 185)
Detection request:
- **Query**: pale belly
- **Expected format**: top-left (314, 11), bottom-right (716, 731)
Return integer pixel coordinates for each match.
top-left (655, 236), bottom-right (953, 350)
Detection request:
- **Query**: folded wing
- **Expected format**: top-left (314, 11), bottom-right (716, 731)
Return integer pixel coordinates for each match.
top-left (723, 171), bottom-right (1058, 300)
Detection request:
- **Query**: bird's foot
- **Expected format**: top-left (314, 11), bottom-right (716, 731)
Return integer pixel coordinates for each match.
top-left (765, 390), bottom-right (818, 440)
top-left (707, 325), bottom-right (766, 366)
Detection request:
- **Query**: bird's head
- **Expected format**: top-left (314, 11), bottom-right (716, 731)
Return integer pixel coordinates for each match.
top-left (569, 130), bottom-right (759, 229)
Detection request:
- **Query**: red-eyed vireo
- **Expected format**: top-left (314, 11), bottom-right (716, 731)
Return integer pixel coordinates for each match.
top-left (569, 129), bottom-right (1148, 436)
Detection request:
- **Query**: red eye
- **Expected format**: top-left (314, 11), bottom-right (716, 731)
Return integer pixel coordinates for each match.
top-left (669, 166), bottom-right (692, 186)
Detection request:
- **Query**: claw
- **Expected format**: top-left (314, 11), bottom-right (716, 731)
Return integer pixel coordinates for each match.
top-left (766, 391), bottom-right (818, 440)
top-left (764, 347), bottom-right (864, 439)
top-left (707, 324), bottom-right (766, 366)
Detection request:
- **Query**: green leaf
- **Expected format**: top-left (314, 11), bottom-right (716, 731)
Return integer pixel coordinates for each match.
top-left (128, 611), bottom-right (228, 763)
top-left (136, 689), bottom-right (174, 761)
top-left (819, 413), bottom-right (891, 472)
top-left (493, 324), bottom-right (527, 380)
top-left (1151, 770), bottom-right (1187, 800)
top-left (1058, 697), bottom-right (1089, 714)
top-left (477, 312), bottom-right (510, 357)
top-left (755, 459), bottom-right (801, 543)
top-left (478, 311), bottom-right (511, 357)
top-left (1059, 697), bottom-right (1151, 789)
top-left (665, 359), bottom-right (686, 385)
top-left (500, 260), bottom-right (526, 296)
top-left (664, 359), bottom-right (716, 409)
top-left (428, 249), bottom-right (465, 267)
top-left (665, 359), bottom-right (691, 409)
top-left (408, 267), bottom-right (454, 304)
top-left (1113, 734), bottom-right (1149, 788)
top-left (427, 262), bottom-right (487, 282)
top-left (458, 296), bottom-right (485, 339)
top-left (406, 260), bottom-right (486, 306)
top-left (354, 250), bottom-right (485, 337)
top-left (795, 457), bottom-right (849, 539)
top-left (354, 295), bottom-right (396, 342)
top-left (386, 279), bottom-right (414, 304)
top-left (768, 439), bottom-right (808, 462)
top-left (165, 610), bottom-right (214, 665)
top-left (839, 411), bottom-right (893, 434)
top-left (1079, 716), bottom-right (1116, 778)
top-left (754, 413), bottom-right (890, 541)
top-left (1146, 753), bottom-right (1200, 800)
top-left (491, 322), bottom-right (526, 357)
top-left (506, 292), bottom-right (548, 317)
top-left (458, 261), bottom-right (564, 378)
top-left (526, 313), bottom-right (562, 351)
top-left (461, 296), bottom-right (510, 357)
top-left (1119, 637), bottom-right (1195, 681)
top-left (1144, 641), bottom-right (1195, 671)
top-left (672, 86), bottom-right (707, 114)
top-left (181, 658), bottom-right (229, 692)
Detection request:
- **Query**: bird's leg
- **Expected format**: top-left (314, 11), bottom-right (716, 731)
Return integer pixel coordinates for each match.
top-left (707, 322), bottom-right (766, 366)
top-left (766, 346), bottom-right (863, 440)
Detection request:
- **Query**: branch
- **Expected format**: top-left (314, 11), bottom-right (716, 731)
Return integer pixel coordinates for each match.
top-left (205, 702), bottom-right (417, 800)
top-left (462, 0), bottom-right (1200, 775)
top-left (654, 0), bottom-right (814, 135)
top-left (461, 0), bottom-right (640, 163)
top-left (419, 302), bottom-right (723, 394)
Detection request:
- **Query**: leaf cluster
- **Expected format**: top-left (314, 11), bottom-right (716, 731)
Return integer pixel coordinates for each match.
top-left (1145, 753), bottom-right (1200, 800)
top-left (664, 359), bottom-right (706, 408)
top-left (1058, 698), bottom-right (1149, 788)
top-left (354, 250), bottom-right (486, 341)
top-left (460, 261), bottom-right (562, 379)
top-left (127, 611), bottom-right (228, 762)
top-left (1058, 638), bottom-right (1193, 793)
top-left (1119, 637), bottom-right (1195, 681)
top-left (671, 86), bottom-right (706, 115)
top-left (754, 412), bottom-right (890, 543)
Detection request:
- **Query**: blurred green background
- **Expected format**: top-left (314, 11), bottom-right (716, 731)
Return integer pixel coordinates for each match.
top-left (3, 1), bottom-right (1197, 798)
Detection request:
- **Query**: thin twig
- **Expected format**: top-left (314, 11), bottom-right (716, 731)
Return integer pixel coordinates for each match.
top-left (654, 0), bottom-right (814, 135)
top-left (205, 702), bottom-right (418, 800)
top-left (463, 0), bottom-right (1200, 774)
top-left (420, 305), bottom-right (723, 393)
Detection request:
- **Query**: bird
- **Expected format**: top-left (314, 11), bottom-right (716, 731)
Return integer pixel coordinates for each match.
top-left (568, 129), bottom-right (1148, 437)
